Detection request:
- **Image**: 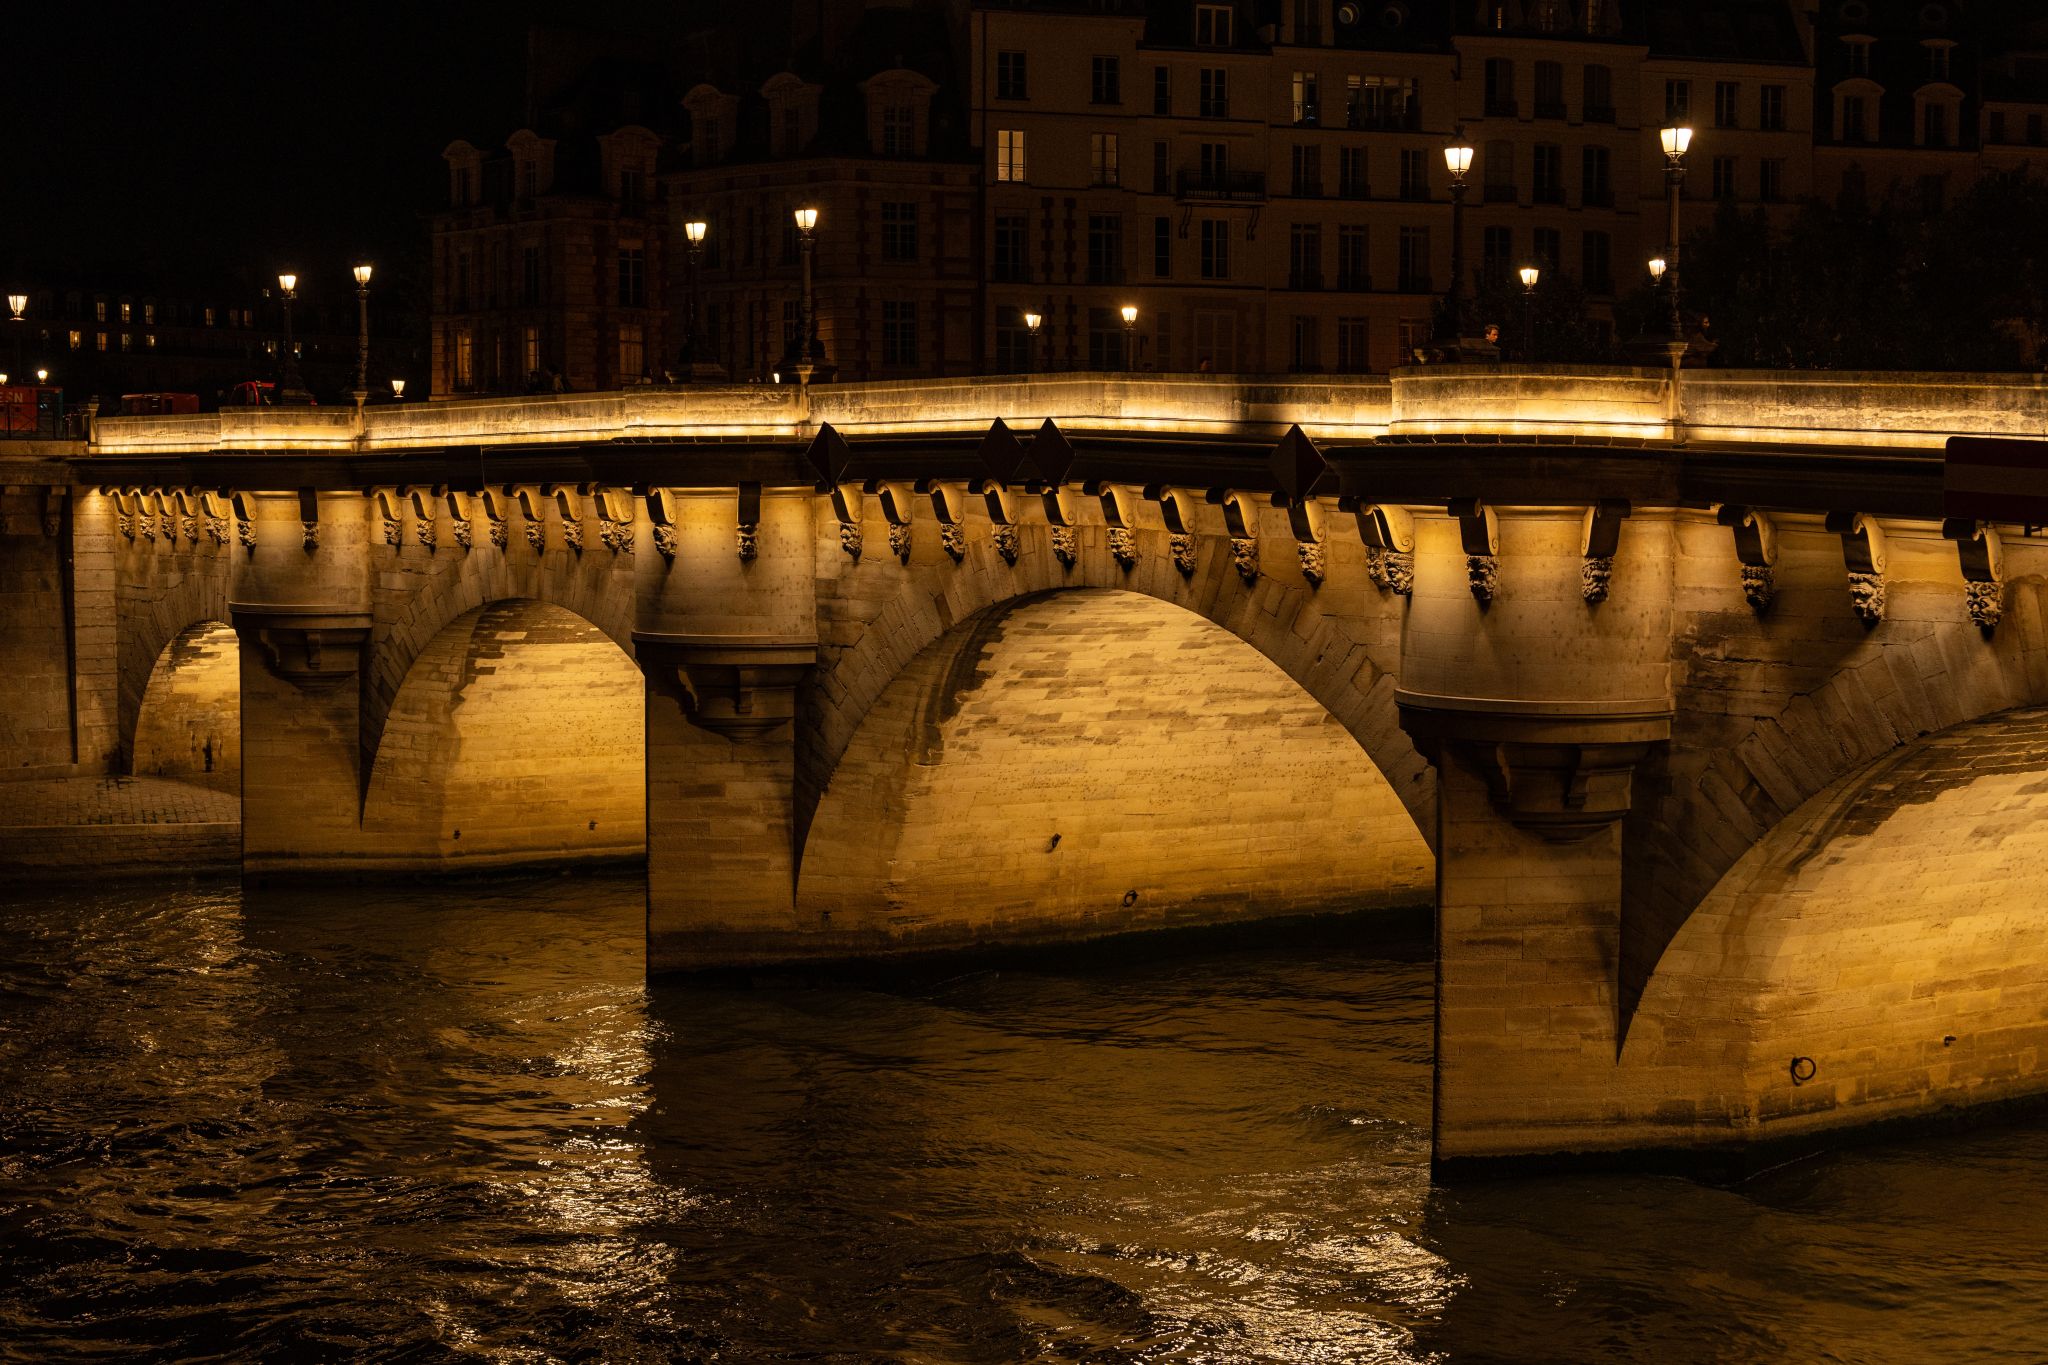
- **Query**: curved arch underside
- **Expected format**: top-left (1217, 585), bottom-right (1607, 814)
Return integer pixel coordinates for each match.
top-left (1626, 705), bottom-right (2048, 1140)
top-left (797, 589), bottom-right (1433, 953)
top-left (132, 620), bottom-right (239, 792)
top-left (362, 599), bottom-right (645, 870)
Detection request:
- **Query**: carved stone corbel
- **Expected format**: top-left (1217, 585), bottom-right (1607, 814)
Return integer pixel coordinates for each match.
top-left (198, 491), bottom-right (229, 546)
top-left (1827, 510), bottom-right (1888, 625)
top-left (481, 489), bottom-right (510, 550)
top-left (230, 604), bottom-right (372, 688)
top-left (978, 481), bottom-right (1020, 565)
top-left (1148, 485), bottom-right (1201, 577)
top-left (927, 481), bottom-right (969, 563)
top-left (39, 486), bottom-right (65, 538)
top-left (516, 487), bottom-right (547, 552)
top-left (550, 485), bottom-right (586, 553)
top-left (1580, 500), bottom-right (1630, 605)
top-left (1095, 483), bottom-right (1141, 570)
top-left (445, 490), bottom-right (475, 551)
top-left (594, 487), bottom-right (635, 555)
top-left (831, 484), bottom-right (864, 561)
top-left (297, 488), bottom-right (320, 552)
top-left (1042, 485), bottom-right (1078, 568)
top-left (735, 482), bottom-right (760, 562)
top-left (171, 490), bottom-right (199, 543)
top-left (136, 487), bottom-right (158, 542)
top-left (1716, 504), bottom-right (1778, 612)
top-left (1450, 498), bottom-right (1500, 604)
top-left (231, 493), bottom-right (256, 551)
top-left (1347, 499), bottom-right (1416, 596)
top-left (406, 487), bottom-right (439, 550)
top-left (1209, 488), bottom-right (1262, 584)
top-left (633, 633), bottom-right (818, 740)
top-left (1943, 517), bottom-right (2005, 629)
top-left (645, 489), bottom-right (677, 560)
top-left (874, 481), bottom-right (916, 563)
top-left (113, 489), bottom-right (137, 541)
top-left (370, 489), bottom-right (403, 547)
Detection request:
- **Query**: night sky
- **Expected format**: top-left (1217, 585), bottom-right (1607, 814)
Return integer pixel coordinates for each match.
top-left (4, 2), bottom-right (665, 300)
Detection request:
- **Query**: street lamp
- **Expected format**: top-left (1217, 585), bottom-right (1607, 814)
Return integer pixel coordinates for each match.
top-left (1518, 265), bottom-right (1540, 361)
top-left (275, 272), bottom-right (314, 406)
top-left (1023, 309), bottom-right (1043, 373)
top-left (1120, 303), bottom-right (1138, 371)
top-left (391, 377), bottom-right (406, 400)
top-left (6, 293), bottom-right (24, 387)
top-left (1647, 257), bottom-right (1667, 285)
top-left (792, 206), bottom-right (819, 387)
top-left (1435, 133), bottom-right (1476, 354)
top-left (351, 263), bottom-right (373, 404)
top-left (681, 219), bottom-right (722, 380)
top-left (1659, 124), bottom-right (1693, 351)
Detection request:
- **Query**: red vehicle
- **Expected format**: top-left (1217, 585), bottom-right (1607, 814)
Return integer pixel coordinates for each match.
top-left (0, 384), bottom-right (63, 436)
top-left (227, 380), bottom-right (275, 407)
top-left (121, 392), bottom-right (200, 416)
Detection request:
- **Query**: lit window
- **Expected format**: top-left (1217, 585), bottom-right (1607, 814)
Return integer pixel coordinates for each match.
top-left (204, 307), bottom-right (216, 326)
top-left (120, 302), bottom-right (132, 323)
top-left (68, 329), bottom-right (82, 350)
top-left (453, 329), bottom-right (473, 387)
top-left (996, 128), bottom-right (1027, 182)
top-left (95, 300), bottom-right (106, 322)
top-left (145, 333), bottom-right (157, 348)
top-left (144, 303), bottom-right (156, 324)
top-left (522, 325), bottom-right (540, 376)
top-left (120, 332), bottom-right (132, 350)
top-left (97, 332), bottom-right (108, 351)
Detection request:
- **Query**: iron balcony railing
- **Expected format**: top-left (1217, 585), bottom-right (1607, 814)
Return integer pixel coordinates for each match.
top-left (1176, 170), bottom-right (1267, 202)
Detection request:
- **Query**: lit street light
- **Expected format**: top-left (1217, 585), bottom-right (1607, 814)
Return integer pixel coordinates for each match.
top-left (682, 218), bottom-right (717, 380)
top-left (1434, 134), bottom-right (1477, 356)
top-left (792, 206), bottom-right (819, 387)
top-left (391, 377), bottom-right (407, 401)
top-left (1518, 265), bottom-right (1541, 361)
top-left (275, 272), bottom-right (314, 406)
top-left (7, 293), bottom-right (24, 391)
top-left (352, 263), bottom-right (373, 405)
top-left (1659, 124), bottom-right (1693, 352)
top-left (1023, 309), bottom-right (1043, 373)
top-left (1120, 303), bottom-right (1138, 371)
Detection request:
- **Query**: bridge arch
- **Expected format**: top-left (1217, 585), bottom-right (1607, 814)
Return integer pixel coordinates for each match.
top-left (1622, 704), bottom-right (2048, 1142)
top-left (117, 564), bottom-right (233, 769)
top-left (802, 513), bottom-right (1432, 857)
top-left (131, 619), bottom-right (239, 791)
top-left (360, 597), bottom-right (645, 870)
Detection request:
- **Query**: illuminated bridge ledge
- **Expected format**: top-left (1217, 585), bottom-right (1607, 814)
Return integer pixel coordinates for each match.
top-left (78, 366), bottom-right (2048, 458)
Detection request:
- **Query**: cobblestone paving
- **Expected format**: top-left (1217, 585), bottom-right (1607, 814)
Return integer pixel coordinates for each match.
top-left (3, 776), bottom-right (240, 828)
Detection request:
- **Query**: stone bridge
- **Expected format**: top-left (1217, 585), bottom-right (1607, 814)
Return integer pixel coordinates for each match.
top-left (6, 365), bottom-right (2048, 1172)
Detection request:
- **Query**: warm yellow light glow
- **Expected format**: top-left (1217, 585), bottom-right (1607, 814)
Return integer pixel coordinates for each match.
top-left (1519, 266), bottom-right (1540, 289)
top-left (391, 378), bottom-right (406, 398)
top-left (685, 220), bottom-right (708, 244)
top-left (36, 368), bottom-right (48, 382)
top-left (1120, 304), bottom-right (1139, 325)
top-left (1647, 257), bottom-right (1668, 282)
top-left (277, 273), bottom-right (298, 294)
top-left (792, 206), bottom-right (819, 233)
top-left (352, 263), bottom-right (374, 287)
top-left (5, 293), bottom-right (25, 319)
top-left (1443, 143), bottom-right (1474, 179)
top-left (0, 373), bottom-right (8, 385)
top-left (1023, 310), bottom-right (1042, 331)
top-left (1661, 125), bottom-right (1693, 159)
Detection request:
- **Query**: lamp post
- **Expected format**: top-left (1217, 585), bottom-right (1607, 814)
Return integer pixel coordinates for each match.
top-left (1435, 134), bottom-right (1476, 355)
top-left (7, 294), bottom-right (24, 391)
top-left (275, 272), bottom-right (314, 406)
top-left (1120, 303), bottom-right (1138, 371)
top-left (792, 206), bottom-right (819, 387)
top-left (683, 218), bottom-right (714, 380)
top-left (1659, 124), bottom-right (1693, 350)
top-left (1518, 265), bottom-right (1540, 361)
top-left (391, 377), bottom-right (406, 401)
top-left (351, 263), bottom-right (373, 405)
top-left (1023, 309), bottom-right (1042, 373)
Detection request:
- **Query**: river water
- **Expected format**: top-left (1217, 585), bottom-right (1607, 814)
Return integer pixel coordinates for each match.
top-left (2, 873), bottom-right (2044, 1364)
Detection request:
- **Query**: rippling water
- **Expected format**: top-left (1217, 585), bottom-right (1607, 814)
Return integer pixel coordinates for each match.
top-left (3, 875), bottom-right (2045, 1363)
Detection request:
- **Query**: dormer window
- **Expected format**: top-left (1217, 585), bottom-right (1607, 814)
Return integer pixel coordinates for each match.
top-left (454, 167), bottom-right (473, 205)
top-left (881, 105), bottom-right (913, 156)
top-left (619, 167), bottom-right (644, 208)
top-left (861, 69), bottom-right (935, 159)
top-left (1845, 36), bottom-right (1874, 77)
top-left (518, 161), bottom-right (537, 198)
top-left (1925, 39), bottom-right (1954, 82)
top-left (1196, 2), bottom-right (1233, 46)
top-left (762, 73), bottom-right (823, 157)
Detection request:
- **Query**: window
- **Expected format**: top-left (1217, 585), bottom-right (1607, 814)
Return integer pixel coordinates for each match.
top-left (1398, 225), bottom-right (1429, 292)
top-left (1760, 158), bottom-right (1784, 202)
top-left (1199, 68), bottom-right (1228, 117)
top-left (1154, 140), bottom-right (1170, 193)
top-left (1583, 230), bottom-right (1612, 294)
top-left (1584, 64), bottom-right (1614, 120)
top-left (996, 128), bottom-right (1027, 181)
top-left (94, 299), bottom-right (107, 322)
top-left (1199, 141), bottom-right (1229, 185)
top-left (1665, 79), bottom-right (1690, 122)
top-left (1087, 214), bottom-right (1124, 283)
top-left (881, 105), bottom-right (914, 156)
top-left (453, 167), bottom-right (473, 205)
top-left (1290, 144), bottom-right (1321, 196)
top-left (882, 300), bottom-right (918, 367)
top-left (1531, 226), bottom-right (1560, 272)
top-left (1336, 317), bottom-right (1369, 372)
top-left (696, 116), bottom-right (722, 166)
top-left (780, 216), bottom-right (800, 266)
top-left (617, 322), bottom-right (645, 377)
top-left (1154, 66), bottom-right (1171, 114)
top-left (1199, 219), bottom-right (1230, 279)
top-left (1484, 58), bottom-right (1516, 116)
top-left (1398, 148), bottom-right (1427, 200)
top-left (1293, 70), bottom-right (1320, 125)
top-left (519, 160), bottom-right (538, 198)
top-left (1155, 216), bottom-right (1172, 276)
top-left (204, 307), bottom-right (216, 326)
top-left (1290, 315), bottom-right (1320, 371)
top-left (617, 248), bottom-right (645, 306)
top-left (1923, 102), bottom-right (1950, 147)
top-left (997, 51), bottom-right (1027, 100)
top-left (1531, 144), bottom-right (1563, 204)
top-left (781, 301), bottom-right (800, 346)
top-left (1091, 132), bottom-right (1121, 186)
top-left (1990, 111), bottom-right (2009, 144)
top-left (1294, 0), bottom-right (1324, 46)
top-left (1482, 225), bottom-right (1512, 282)
top-left (1092, 56), bottom-right (1121, 105)
top-left (1711, 155), bottom-right (1738, 199)
top-left (1196, 2), bottom-right (1233, 46)
top-left (96, 331), bottom-right (108, 351)
top-left (619, 168), bottom-right (644, 208)
top-left (454, 251), bottom-right (471, 309)
top-left (1534, 61), bottom-right (1564, 118)
top-left (1193, 308), bottom-right (1237, 372)
top-left (522, 325), bottom-right (540, 376)
top-left (120, 302), bottom-right (131, 323)
top-left (1714, 81), bottom-right (1739, 128)
top-left (454, 329), bottom-right (473, 387)
top-left (1348, 74), bottom-right (1417, 130)
top-left (1927, 41), bottom-right (1951, 81)
top-left (145, 333), bottom-right (156, 349)
top-left (143, 303), bottom-right (155, 324)
top-left (1582, 145), bottom-right (1611, 206)
top-left (1840, 95), bottom-right (1869, 142)
top-left (1484, 140), bottom-right (1516, 201)
top-left (68, 329), bottom-right (82, 349)
top-left (1339, 146), bottom-right (1368, 197)
top-left (1338, 225), bottom-right (1368, 289)
top-left (881, 202), bottom-right (918, 261)
top-left (1846, 37), bottom-right (1872, 77)
top-left (995, 306), bottom-right (1035, 373)
top-left (994, 213), bottom-right (1030, 282)
top-left (1086, 307), bottom-right (1126, 369)
top-left (1760, 85), bottom-right (1786, 131)
top-left (1289, 223), bottom-right (1322, 289)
